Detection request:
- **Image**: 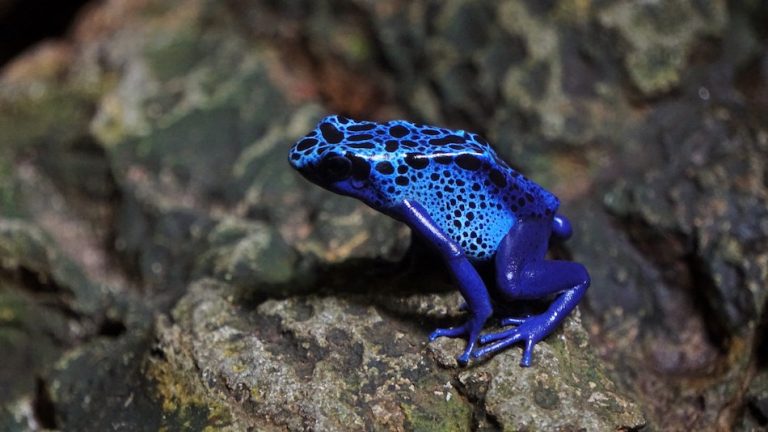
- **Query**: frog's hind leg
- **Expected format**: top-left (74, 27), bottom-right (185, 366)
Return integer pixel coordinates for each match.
top-left (473, 218), bottom-right (590, 366)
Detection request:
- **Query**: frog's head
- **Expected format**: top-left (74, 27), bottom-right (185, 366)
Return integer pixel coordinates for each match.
top-left (289, 115), bottom-right (382, 204)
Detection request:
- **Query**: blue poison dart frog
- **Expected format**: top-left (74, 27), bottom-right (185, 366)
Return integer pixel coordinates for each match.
top-left (288, 115), bottom-right (590, 366)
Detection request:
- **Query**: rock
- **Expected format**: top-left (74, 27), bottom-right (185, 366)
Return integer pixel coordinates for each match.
top-left (1, 0), bottom-right (767, 429)
top-left (155, 278), bottom-right (645, 431)
top-left (598, 0), bottom-right (728, 96)
top-left (0, 217), bottom-right (150, 427)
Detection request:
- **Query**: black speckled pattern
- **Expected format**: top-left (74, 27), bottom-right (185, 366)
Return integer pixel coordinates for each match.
top-left (289, 115), bottom-right (559, 261)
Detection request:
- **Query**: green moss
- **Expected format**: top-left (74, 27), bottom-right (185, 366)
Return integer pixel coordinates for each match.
top-left (0, 87), bottom-right (97, 153)
top-left (403, 378), bottom-right (472, 432)
top-left (146, 349), bottom-right (236, 430)
top-left (144, 28), bottom-right (205, 82)
top-left (533, 382), bottom-right (561, 410)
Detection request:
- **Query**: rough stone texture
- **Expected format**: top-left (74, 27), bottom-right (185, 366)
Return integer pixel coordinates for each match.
top-left (1, 0), bottom-right (767, 430)
top-left (157, 278), bottom-right (642, 431)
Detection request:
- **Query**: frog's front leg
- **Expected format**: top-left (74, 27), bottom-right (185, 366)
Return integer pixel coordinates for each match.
top-left (394, 199), bottom-right (492, 365)
top-left (473, 217), bottom-right (590, 366)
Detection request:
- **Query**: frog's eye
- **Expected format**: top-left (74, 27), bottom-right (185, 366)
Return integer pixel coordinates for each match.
top-left (318, 154), bottom-right (352, 182)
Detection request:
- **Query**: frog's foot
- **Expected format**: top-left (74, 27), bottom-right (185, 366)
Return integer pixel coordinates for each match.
top-left (477, 315), bottom-right (530, 344)
top-left (473, 315), bottom-right (551, 367)
top-left (429, 321), bottom-right (482, 366)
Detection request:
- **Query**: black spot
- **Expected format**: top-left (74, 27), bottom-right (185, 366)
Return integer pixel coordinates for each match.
top-left (405, 153), bottom-right (428, 169)
top-left (456, 179), bottom-right (466, 186)
top-left (389, 125), bottom-right (409, 137)
top-left (490, 169), bottom-right (507, 187)
top-left (387, 186), bottom-right (395, 193)
top-left (429, 135), bottom-right (466, 146)
top-left (336, 116), bottom-right (351, 124)
top-left (430, 173), bottom-right (440, 181)
top-left (472, 134), bottom-right (489, 146)
top-left (348, 134), bottom-right (373, 142)
top-left (517, 197), bottom-right (526, 207)
top-left (454, 210), bottom-right (461, 217)
top-left (455, 154), bottom-right (481, 170)
top-left (422, 129), bottom-right (440, 135)
top-left (297, 138), bottom-right (318, 151)
top-left (385, 140), bottom-right (399, 152)
top-left (348, 123), bottom-right (376, 131)
top-left (434, 155), bottom-right (453, 164)
top-left (321, 123), bottom-right (344, 143)
top-left (466, 212), bottom-right (475, 221)
top-left (346, 153), bottom-right (371, 180)
top-left (290, 153), bottom-right (301, 161)
top-left (395, 176), bottom-right (409, 186)
top-left (471, 183), bottom-right (481, 191)
top-left (453, 220), bottom-right (462, 228)
top-left (397, 165), bottom-right (408, 174)
top-left (349, 142), bottom-right (375, 149)
top-left (525, 192), bottom-right (534, 202)
top-left (401, 140), bottom-right (418, 148)
top-left (375, 161), bottom-right (394, 175)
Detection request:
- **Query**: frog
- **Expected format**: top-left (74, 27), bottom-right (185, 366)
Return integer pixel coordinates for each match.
top-left (288, 115), bottom-right (590, 366)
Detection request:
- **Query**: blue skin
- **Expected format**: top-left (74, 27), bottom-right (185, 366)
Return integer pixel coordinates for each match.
top-left (288, 115), bottom-right (590, 366)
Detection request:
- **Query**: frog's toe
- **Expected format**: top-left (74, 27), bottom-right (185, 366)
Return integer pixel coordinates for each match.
top-left (500, 316), bottom-right (528, 326)
top-left (520, 339), bottom-right (535, 367)
top-left (479, 328), bottom-right (517, 344)
top-left (473, 330), bottom-right (524, 359)
top-left (474, 324), bottom-right (541, 367)
top-left (480, 315), bottom-right (531, 343)
top-left (456, 349), bottom-right (472, 366)
top-left (429, 325), bottom-right (468, 341)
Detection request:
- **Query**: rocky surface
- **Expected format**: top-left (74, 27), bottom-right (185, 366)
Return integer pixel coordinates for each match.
top-left (1, 0), bottom-right (767, 430)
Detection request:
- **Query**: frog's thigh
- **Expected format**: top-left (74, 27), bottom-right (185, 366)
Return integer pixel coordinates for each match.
top-left (495, 217), bottom-right (585, 299)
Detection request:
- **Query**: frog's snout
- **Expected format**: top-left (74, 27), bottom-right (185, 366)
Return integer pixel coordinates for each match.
top-left (292, 149), bottom-right (354, 187)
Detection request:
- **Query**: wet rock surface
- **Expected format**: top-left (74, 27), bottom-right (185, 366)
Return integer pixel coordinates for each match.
top-left (1, 0), bottom-right (767, 430)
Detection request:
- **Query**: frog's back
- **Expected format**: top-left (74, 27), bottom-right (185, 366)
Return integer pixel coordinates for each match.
top-left (334, 118), bottom-right (558, 260)
top-left (388, 125), bottom-right (559, 260)
top-left (290, 116), bottom-right (558, 260)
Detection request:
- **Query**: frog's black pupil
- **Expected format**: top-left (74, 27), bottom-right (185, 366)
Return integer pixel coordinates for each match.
top-left (319, 155), bottom-right (352, 182)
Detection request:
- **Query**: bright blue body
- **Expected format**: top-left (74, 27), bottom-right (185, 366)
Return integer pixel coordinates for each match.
top-left (289, 115), bottom-right (590, 366)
